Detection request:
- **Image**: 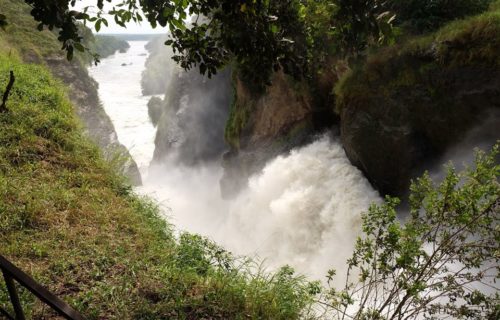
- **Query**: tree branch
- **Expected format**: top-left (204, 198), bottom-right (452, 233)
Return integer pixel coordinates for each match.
top-left (0, 70), bottom-right (15, 113)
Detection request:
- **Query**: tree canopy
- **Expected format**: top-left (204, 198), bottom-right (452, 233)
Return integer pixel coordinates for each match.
top-left (1, 0), bottom-right (492, 87)
top-left (18, 0), bottom-right (309, 86)
top-left (1, 0), bottom-right (394, 87)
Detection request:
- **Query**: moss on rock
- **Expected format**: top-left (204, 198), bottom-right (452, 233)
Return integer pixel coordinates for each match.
top-left (337, 8), bottom-right (500, 196)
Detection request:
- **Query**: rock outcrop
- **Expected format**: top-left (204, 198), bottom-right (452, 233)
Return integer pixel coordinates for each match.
top-left (151, 67), bottom-right (232, 166)
top-left (221, 71), bottom-right (330, 198)
top-left (337, 12), bottom-right (500, 196)
top-left (45, 56), bottom-right (142, 185)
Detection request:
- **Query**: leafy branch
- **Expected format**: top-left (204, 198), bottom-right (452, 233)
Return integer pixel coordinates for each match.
top-left (323, 143), bottom-right (500, 319)
top-left (0, 70), bottom-right (15, 113)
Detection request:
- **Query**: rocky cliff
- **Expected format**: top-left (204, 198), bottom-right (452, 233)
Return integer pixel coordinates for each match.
top-left (151, 67), bottom-right (232, 166)
top-left (220, 71), bottom-right (334, 198)
top-left (337, 10), bottom-right (500, 196)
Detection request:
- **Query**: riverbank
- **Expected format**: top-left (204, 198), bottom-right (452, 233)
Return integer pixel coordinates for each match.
top-left (88, 41), bottom-right (157, 179)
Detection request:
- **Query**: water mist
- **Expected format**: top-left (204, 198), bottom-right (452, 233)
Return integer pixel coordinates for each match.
top-left (142, 135), bottom-right (380, 282)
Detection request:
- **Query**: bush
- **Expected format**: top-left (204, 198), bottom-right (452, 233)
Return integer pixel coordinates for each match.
top-left (389, 0), bottom-right (493, 33)
top-left (324, 143), bottom-right (500, 319)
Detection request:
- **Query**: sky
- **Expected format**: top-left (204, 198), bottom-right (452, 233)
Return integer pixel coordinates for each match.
top-left (74, 0), bottom-right (167, 34)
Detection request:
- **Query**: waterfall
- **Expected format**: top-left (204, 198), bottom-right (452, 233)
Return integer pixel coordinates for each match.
top-left (143, 135), bottom-right (380, 281)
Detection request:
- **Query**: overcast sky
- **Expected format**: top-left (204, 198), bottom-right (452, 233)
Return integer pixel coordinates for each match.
top-left (74, 0), bottom-right (167, 34)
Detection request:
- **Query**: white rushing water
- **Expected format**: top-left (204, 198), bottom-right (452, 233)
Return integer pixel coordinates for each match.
top-left (92, 41), bottom-right (380, 282)
top-left (89, 41), bottom-right (157, 179)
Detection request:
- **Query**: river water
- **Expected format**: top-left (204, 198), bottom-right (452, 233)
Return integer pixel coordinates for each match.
top-left (89, 41), bottom-right (156, 179)
top-left (90, 41), bottom-right (380, 282)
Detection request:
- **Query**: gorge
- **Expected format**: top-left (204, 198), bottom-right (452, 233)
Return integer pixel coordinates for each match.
top-left (90, 25), bottom-right (499, 282)
top-left (1, 0), bottom-right (499, 318)
top-left (91, 40), bottom-right (380, 281)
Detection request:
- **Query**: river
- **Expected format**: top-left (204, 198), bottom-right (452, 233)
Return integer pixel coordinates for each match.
top-left (89, 41), bottom-right (156, 179)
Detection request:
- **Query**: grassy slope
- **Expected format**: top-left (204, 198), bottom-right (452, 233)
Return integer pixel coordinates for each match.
top-left (336, 2), bottom-right (500, 113)
top-left (0, 0), bottom-right (60, 60)
top-left (0, 0), bottom-right (129, 63)
top-left (0, 4), bottom-right (315, 320)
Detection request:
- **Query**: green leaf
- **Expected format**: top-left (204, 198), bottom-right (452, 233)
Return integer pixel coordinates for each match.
top-left (66, 45), bottom-right (74, 60)
top-left (163, 7), bottom-right (174, 18)
top-left (74, 42), bottom-right (85, 52)
top-left (170, 18), bottom-right (186, 31)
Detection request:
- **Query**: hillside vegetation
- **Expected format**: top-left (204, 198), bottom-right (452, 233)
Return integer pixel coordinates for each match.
top-left (0, 0), bottom-right (142, 184)
top-left (0, 51), bottom-right (316, 319)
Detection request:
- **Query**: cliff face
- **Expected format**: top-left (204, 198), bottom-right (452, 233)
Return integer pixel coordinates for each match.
top-left (151, 67), bottom-right (232, 166)
top-left (46, 56), bottom-right (142, 185)
top-left (337, 11), bottom-right (500, 196)
top-left (221, 71), bottom-right (323, 198)
top-left (226, 71), bottom-right (314, 149)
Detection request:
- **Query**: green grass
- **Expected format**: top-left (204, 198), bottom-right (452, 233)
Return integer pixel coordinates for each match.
top-left (335, 3), bottom-right (500, 114)
top-left (0, 40), bottom-right (316, 320)
top-left (0, 0), bottom-right (61, 60)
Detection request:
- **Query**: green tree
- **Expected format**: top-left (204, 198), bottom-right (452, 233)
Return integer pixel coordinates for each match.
top-left (327, 0), bottom-right (396, 58)
top-left (324, 143), bottom-right (499, 319)
top-left (388, 0), bottom-right (493, 33)
top-left (5, 0), bottom-right (399, 87)
top-left (11, 0), bottom-right (308, 87)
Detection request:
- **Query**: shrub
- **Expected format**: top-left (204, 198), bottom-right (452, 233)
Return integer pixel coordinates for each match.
top-left (389, 0), bottom-right (493, 33)
top-left (324, 143), bottom-right (500, 319)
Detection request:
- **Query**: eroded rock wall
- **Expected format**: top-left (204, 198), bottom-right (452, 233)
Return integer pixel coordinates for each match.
top-left (46, 56), bottom-right (142, 185)
top-left (337, 13), bottom-right (500, 196)
top-left (221, 71), bottom-right (325, 198)
top-left (151, 67), bottom-right (232, 166)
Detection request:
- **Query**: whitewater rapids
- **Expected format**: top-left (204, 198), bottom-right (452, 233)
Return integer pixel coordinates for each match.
top-left (142, 135), bottom-right (380, 282)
